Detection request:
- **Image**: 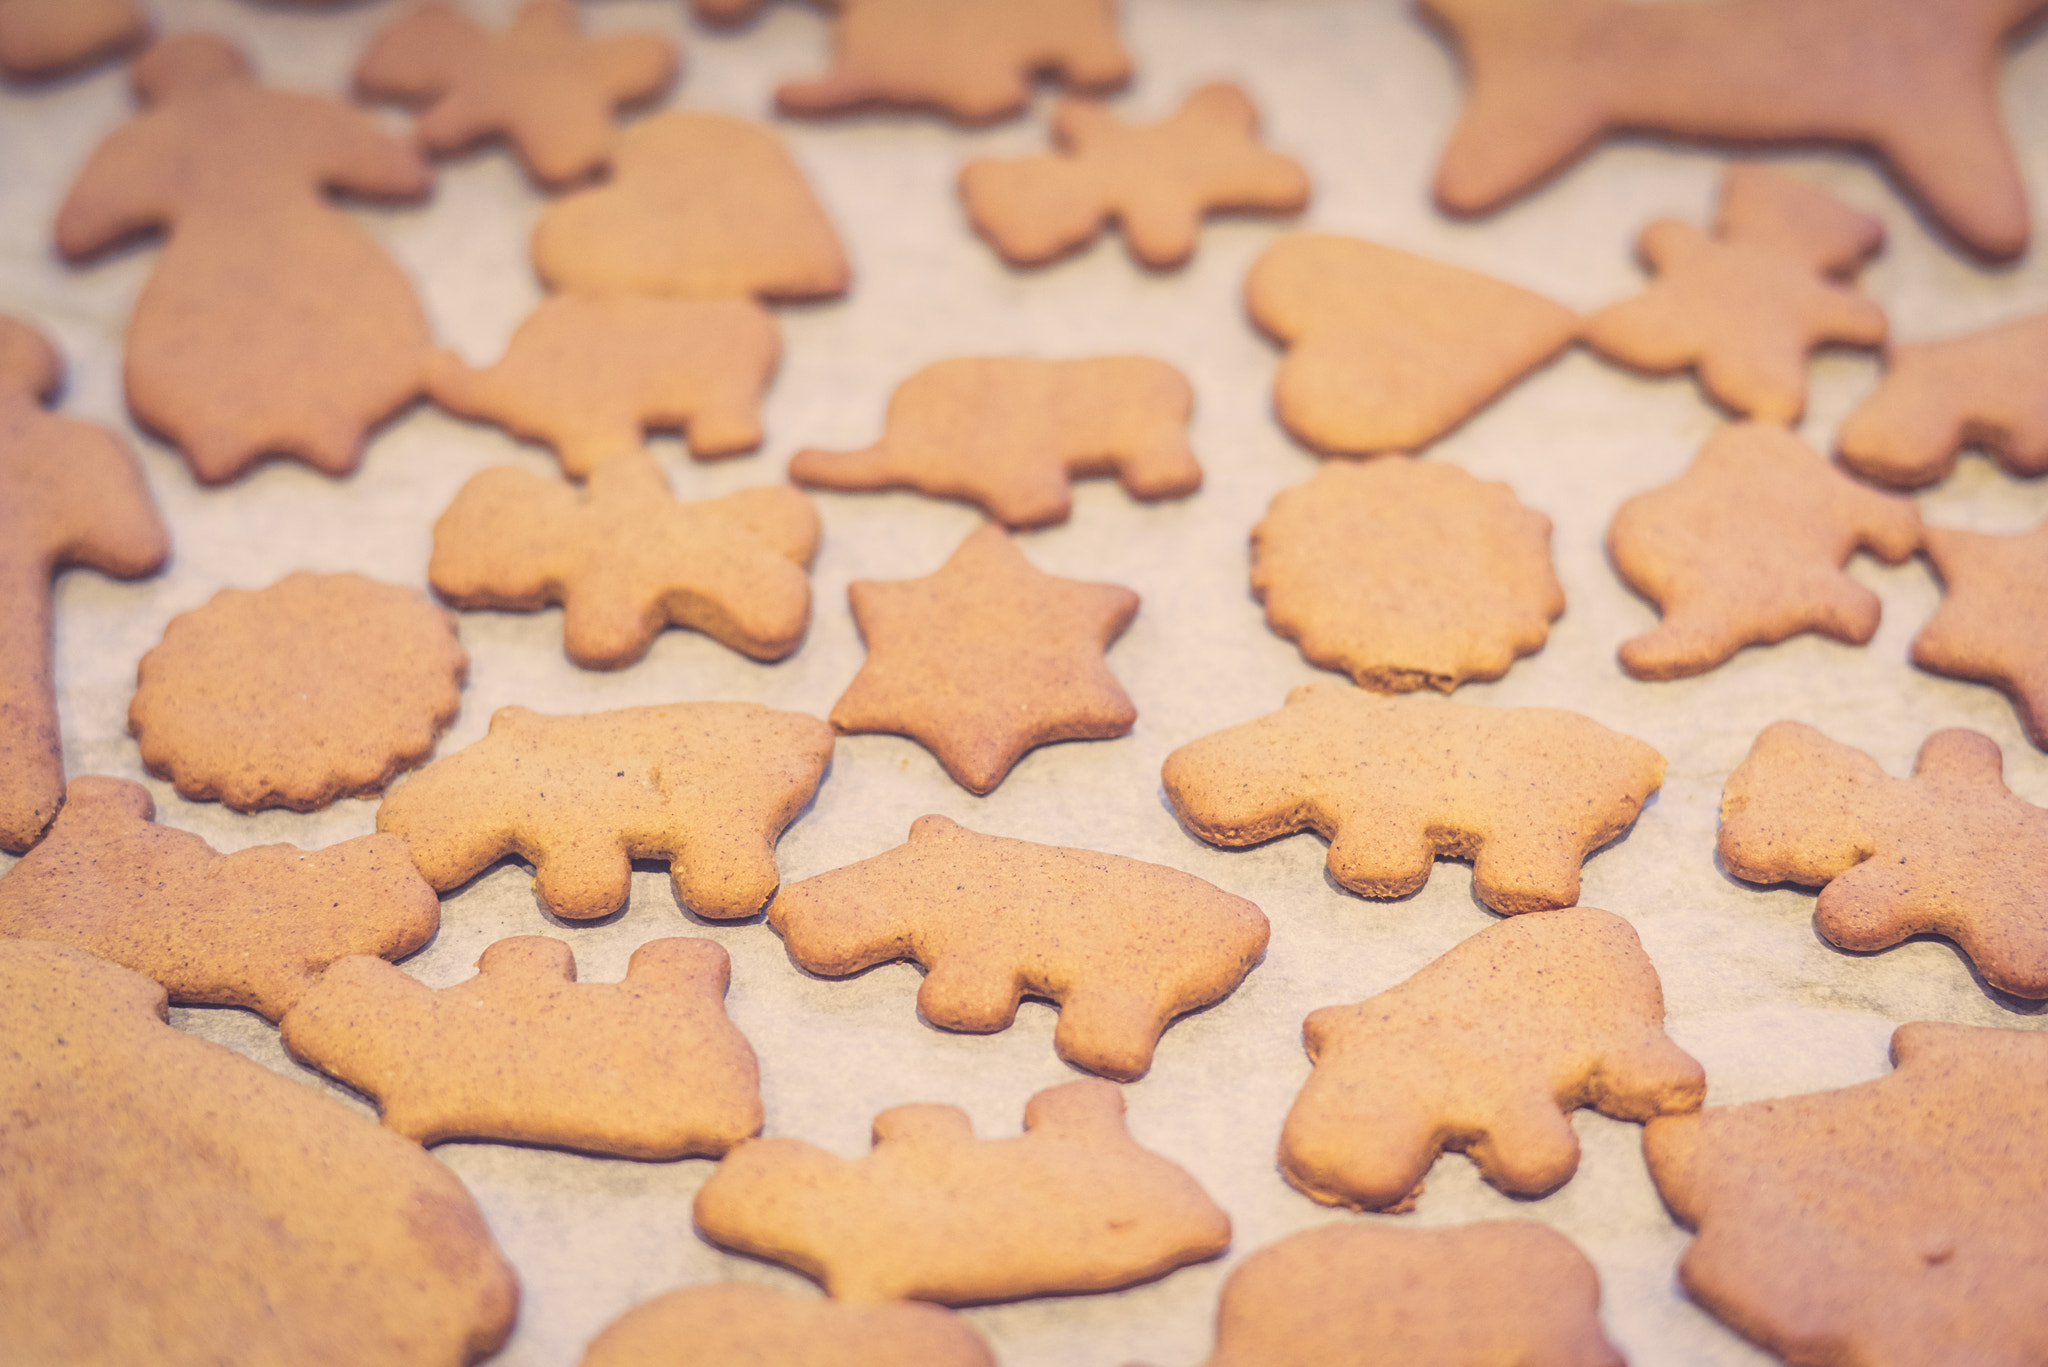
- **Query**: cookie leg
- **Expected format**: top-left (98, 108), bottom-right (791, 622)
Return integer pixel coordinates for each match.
top-left (1324, 821), bottom-right (1436, 900)
top-left (1050, 987), bottom-right (1164, 1081)
top-left (531, 841), bottom-right (636, 920)
top-left (1279, 1082), bottom-right (1441, 1211)
top-left (914, 958), bottom-right (1021, 1034)
top-left (1465, 1093), bottom-right (1580, 1196)
top-left (668, 836), bottom-right (782, 920)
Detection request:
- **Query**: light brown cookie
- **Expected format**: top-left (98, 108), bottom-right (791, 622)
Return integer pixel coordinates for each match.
top-left (578, 1284), bottom-right (996, 1367)
top-left (1581, 165), bottom-right (1886, 422)
top-left (1281, 908), bottom-right (1703, 1211)
top-left (788, 356), bottom-right (1200, 528)
top-left (281, 936), bottom-right (761, 1157)
top-left (1162, 682), bottom-right (1664, 915)
top-left (1644, 1021), bottom-right (2048, 1366)
top-left (1421, 0), bottom-right (2045, 261)
top-left (829, 523), bottom-right (1139, 794)
top-left (355, 0), bottom-right (678, 187)
top-left (693, 1077), bottom-right (1230, 1304)
top-left (0, 938), bottom-right (519, 1367)
top-left (428, 450), bottom-right (819, 669)
top-left (767, 814), bottom-right (1268, 1081)
top-left (1251, 457), bottom-right (1564, 693)
top-left (0, 315), bottom-right (168, 853)
top-left (1838, 309), bottom-right (2048, 488)
top-left (1719, 720), bottom-right (2048, 998)
top-left (129, 571), bottom-right (467, 812)
top-left (377, 701), bottom-right (834, 921)
top-left (427, 293), bottom-right (781, 477)
top-left (690, 0), bottom-right (771, 25)
top-left (1245, 233), bottom-right (1577, 456)
top-left (0, 0), bottom-right (146, 77)
top-left (1912, 518), bottom-right (2048, 748)
top-left (1607, 422), bottom-right (1922, 680)
top-left (532, 109), bottom-right (849, 302)
top-left (0, 775), bottom-right (437, 1020)
top-left (958, 82), bottom-right (1309, 269)
top-left (55, 35), bottom-right (435, 484)
top-left (775, 0), bottom-right (1131, 125)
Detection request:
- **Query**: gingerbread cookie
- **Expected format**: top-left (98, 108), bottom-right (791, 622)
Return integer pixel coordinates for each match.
top-left (1245, 233), bottom-right (1577, 456)
top-left (0, 939), bottom-right (518, 1366)
top-left (129, 571), bottom-right (467, 812)
top-left (1251, 458), bottom-right (1564, 693)
top-left (579, 1284), bottom-right (996, 1367)
top-left (377, 701), bottom-right (834, 921)
top-left (1913, 518), bottom-right (2048, 748)
top-left (1281, 908), bottom-right (1703, 1210)
top-left (690, 0), bottom-right (770, 24)
top-left (55, 35), bottom-right (435, 484)
top-left (0, 775), bottom-right (437, 1020)
top-left (1838, 309), bottom-right (2048, 488)
top-left (959, 82), bottom-right (1309, 269)
top-left (830, 524), bottom-right (1139, 794)
top-left (1162, 683), bottom-right (1664, 914)
top-left (428, 294), bottom-right (780, 477)
top-left (693, 1078), bottom-right (1230, 1304)
top-left (1644, 1021), bottom-right (2048, 1365)
top-left (788, 356), bottom-right (1200, 527)
top-left (429, 450), bottom-right (819, 669)
top-left (776, 0), bottom-right (1131, 125)
top-left (533, 109), bottom-right (849, 302)
top-left (1607, 423), bottom-right (1922, 680)
top-left (1421, 0), bottom-right (2044, 261)
top-left (0, 315), bottom-right (168, 853)
top-left (1719, 720), bottom-right (2048, 997)
top-left (768, 814), bottom-right (1268, 1080)
top-left (0, 0), bottom-right (146, 77)
top-left (355, 0), bottom-right (678, 187)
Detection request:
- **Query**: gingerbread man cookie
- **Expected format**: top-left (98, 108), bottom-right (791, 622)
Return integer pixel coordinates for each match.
top-left (0, 0), bottom-right (146, 77)
top-left (1912, 518), bottom-right (2048, 748)
top-left (579, 1284), bottom-right (996, 1367)
top-left (1838, 309), bottom-right (2048, 489)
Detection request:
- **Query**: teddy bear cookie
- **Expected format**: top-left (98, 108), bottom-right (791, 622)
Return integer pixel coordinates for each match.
top-left (0, 0), bottom-right (146, 77)
top-left (1911, 518), bottom-right (2048, 748)
top-left (1837, 308), bottom-right (2048, 488)
top-left (578, 1284), bottom-right (996, 1367)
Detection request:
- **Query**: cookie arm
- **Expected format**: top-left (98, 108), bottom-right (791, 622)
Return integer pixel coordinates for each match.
top-left (53, 118), bottom-right (178, 260)
top-left (312, 99), bottom-right (434, 204)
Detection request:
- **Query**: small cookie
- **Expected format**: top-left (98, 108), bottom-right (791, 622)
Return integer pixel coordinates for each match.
top-left (829, 524), bottom-right (1139, 794)
top-left (1162, 682), bottom-right (1665, 914)
top-left (1912, 518), bottom-right (2048, 748)
top-left (579, 1284), bottom-right (996, 1367)
top-left (1719, 720), bottom-right (2048, 997)
top-left (768, 814), bottom-right (1269, 1080)
top-left (377, 701), bottom-right (834, 921)
top-left (129, 571), bottom-right (467, 812)
top-left (1245, 233), bottom-right (1577, 455)
top-left (690, 0), bottom-right (770, 24)
top-left (1607, 422), bottom-right (1922, 680)
top-left (693, 1077), bottom-right (1230, 1304)
top-left (355, 0), bottom-right (678, 187)
top-left (0, 775), bottom-right (437, 1020)
top-left (775, 0), bottom-right (1131, 125)
top-left (958, 82), bottom-right (1309, 269)
top-left (1839, 309), bottom-right (2048, 487)
top-left (428, 293), bottom-right (781, 477)
top-left (0, 0), bottom-right (146, 77)
top-left (428, 449), bottom-right (819, 669)
top-left (1581, 165), bottom-right (1886, 422)
top-left (1251, 457), bottom-right (1564, 693)
top-left (533, 109), bottom-right (849, 302)
top-left (55, 35), bottom-right (435, 484)
top-left (282, 936), bottom-right (761, 1157)
top-left (1281, 908), bottom-right (1703, 1210)
top-left (788, 356), bottom-right (1200, 528)
top-left (1644, 1021), bottom-right (2048, 1366)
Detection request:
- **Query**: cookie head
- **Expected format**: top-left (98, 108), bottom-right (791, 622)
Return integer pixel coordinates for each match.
top-left (132, 31), bottom-right (248, 103)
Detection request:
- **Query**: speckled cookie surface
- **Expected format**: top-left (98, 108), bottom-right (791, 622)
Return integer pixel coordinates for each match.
top-left (1911, 518), bottom-right (2048, 748)
top-left (1838, 309), bottom-right (2048, 488)
top-left (577, 1284), bottom-right (996, 1367)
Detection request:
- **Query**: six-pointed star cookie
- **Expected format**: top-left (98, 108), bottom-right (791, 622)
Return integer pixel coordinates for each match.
top-left (1912, 518), bottom-right (2048, 747)
top-left (831, 524), bottom-right (1139, 794)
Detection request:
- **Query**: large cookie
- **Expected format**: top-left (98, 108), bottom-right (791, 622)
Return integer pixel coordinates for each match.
top-left (1910, 518), bottom-right (2048, 748)
top-left (1837, 309), bottom-right (2048, 488)
top-left (579, 1284), bottom-right (995, 1367)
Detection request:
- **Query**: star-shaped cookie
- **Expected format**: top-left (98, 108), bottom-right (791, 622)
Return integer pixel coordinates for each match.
top-left (831, 524), bottom-right (1139, 794)
top-left (1913, 519), bottom-right (2048, 748)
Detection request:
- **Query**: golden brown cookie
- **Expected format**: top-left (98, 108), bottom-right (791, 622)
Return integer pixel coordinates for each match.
top-left (377, 701), bottom-right (834, 921)
top-left (788, 356), bottom-right (1200, 528)
top-left (1162, 682), bottom-right (1664, 915)
top-left (775, 0), bottom-right (1131, 124)
top-left (427, 294), bottom-right (781, 477)
top-left (0, 0), bottom-right (146, 77)
top-left (55, 35), bottom-right (435, 484)
top-left (1281, 908), bottom-right (1703, 1210)
top-left (0, 938), bottom-right (519, 1367)
top-left (129, 571), bottom-right (467, 813)
top-left (958, 82), bottom-right (1309, 269)
top-left (1421, 0), bottom-right (2046, 261)
top-left (1839, 310), bottom-right (2048, 488)
top-left (767, 814), bottom-right (1268, 1080)
top-left (829, 523), bottom-right (1139, 794)
top-left (1912, 518), bottom-right (2048, 748)
top-left (693, 1077), bottom-right (1230, 1304)
top-left (1644, 1021), bottom-right (2048, 1366)
top-left (532, 109), bottom-right (849, 301)
top-left (1607, 422), bottom-right (1922, 681)
top-left (1719, 720), bottom-right (2048, 997)
top-left (0, 315), bottom-right (168, 853)
top-left (578, 1284), bottom-right (996, 1367)
top-left (281, 936), bottom-right (761, 1157)
top-left (690, 0), bottom-right (770, 24)
top-left (1245, 233), bottom-right (1577, 456)
top-left (1251, 457), bottom-right (1564, 693)
top-left (355, 0), bottom-right (678, 187)
top-left (0, 775), bottom-right (437, 1020)
top-left (428, 449), bottom-right (819, 669)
